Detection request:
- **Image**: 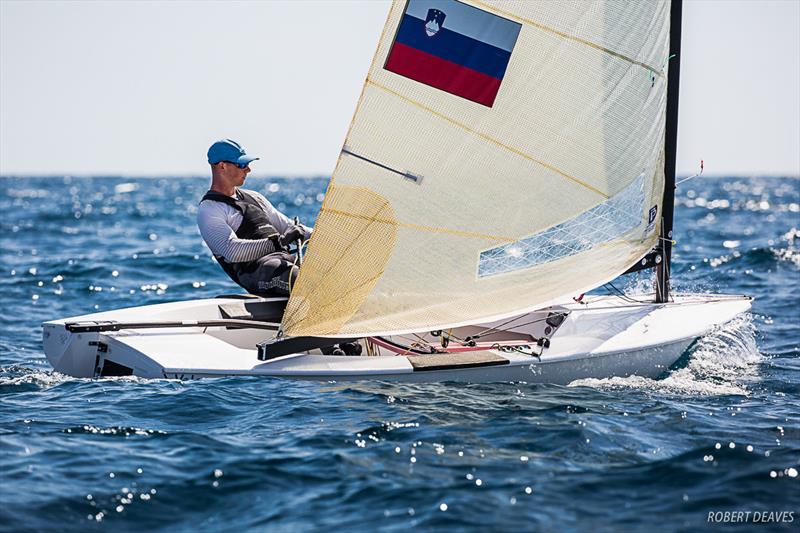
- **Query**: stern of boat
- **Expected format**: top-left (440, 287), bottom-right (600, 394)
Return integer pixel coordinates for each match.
top-left (43, 320), bottom-right (99, 378)
top-left (41, 295), bottom-right (286, 379)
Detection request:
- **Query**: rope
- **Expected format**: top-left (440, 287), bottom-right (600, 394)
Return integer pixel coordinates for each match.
top-left (467, 312), bottom-right (568, 342)
top-left (466, 312), bottom-right (534, 341)
top-left (603, 282), bottom-right (650, 304)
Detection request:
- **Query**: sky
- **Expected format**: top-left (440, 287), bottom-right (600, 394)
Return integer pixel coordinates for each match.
top-left (1, 0), bottom-right (798, 178)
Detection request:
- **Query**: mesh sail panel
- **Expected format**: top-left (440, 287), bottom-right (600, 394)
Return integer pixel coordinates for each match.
top-left (478, 173), bottom-right (646, 277)
top-left (283, 0), bottom-right (670, 337)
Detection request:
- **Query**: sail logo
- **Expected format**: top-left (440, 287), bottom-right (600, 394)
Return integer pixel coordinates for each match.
top-left (644, 205), bottom-right (658, 236)
top-left (424, 8), bottom-right (445, 37)
top-left (385, 0), bottom-right (521, 107)
top-left (648, 206), bottom-right (658, 224)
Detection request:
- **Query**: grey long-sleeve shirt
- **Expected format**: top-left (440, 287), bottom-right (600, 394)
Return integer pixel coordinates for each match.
top-left (197, 189), bottom-right (311, 263)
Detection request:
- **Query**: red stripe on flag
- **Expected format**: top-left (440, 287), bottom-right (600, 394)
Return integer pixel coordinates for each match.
top-left (385, 42), bottom-right (502, 107)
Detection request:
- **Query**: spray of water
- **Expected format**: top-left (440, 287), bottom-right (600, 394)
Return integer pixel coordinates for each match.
top-left (570, 313), bottom-right (761, 396)
top-left (0, 365), bottom-right (148, 388)
top-left (0, 365), bottom-right (76, 388)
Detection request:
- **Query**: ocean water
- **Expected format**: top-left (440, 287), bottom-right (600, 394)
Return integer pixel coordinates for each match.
top-left (0, 175), bottom-right (798, 531)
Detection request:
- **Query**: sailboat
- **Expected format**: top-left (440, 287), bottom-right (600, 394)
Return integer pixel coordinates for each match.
top-left (43, 0), bottom-right (750, 382)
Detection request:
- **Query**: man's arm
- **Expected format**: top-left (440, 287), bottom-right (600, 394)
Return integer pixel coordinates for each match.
top-left (197, 201), bottom-right (277, 262)
top-left (251, 191), bottom-right (313, 240)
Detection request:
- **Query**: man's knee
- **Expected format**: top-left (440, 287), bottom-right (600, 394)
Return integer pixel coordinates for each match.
top-left (258, 256), bottom-right (283, 270)
top-left (254, 262), bottom-right (298, 296)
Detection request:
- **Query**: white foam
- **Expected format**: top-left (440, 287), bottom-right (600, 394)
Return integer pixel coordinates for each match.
top-left (0, 367), bottom-right (151, 388)
top-left (570, 314), bottom-right (761, 396)
top-left (0, 368), bottom-right (75, 388)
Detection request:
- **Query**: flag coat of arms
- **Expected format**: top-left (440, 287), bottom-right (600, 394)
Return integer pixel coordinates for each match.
top-left (385, 0), bottom-right (521, 107)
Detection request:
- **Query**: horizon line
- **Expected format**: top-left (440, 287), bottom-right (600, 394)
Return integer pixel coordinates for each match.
top-left (1, 173), bottom-right (798, 180)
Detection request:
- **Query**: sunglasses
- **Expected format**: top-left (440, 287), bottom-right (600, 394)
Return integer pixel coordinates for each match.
top-left (217, 161), bottom-right (249, 169)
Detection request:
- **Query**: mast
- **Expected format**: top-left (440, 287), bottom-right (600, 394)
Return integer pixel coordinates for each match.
top-left (656, 0), bottom-right (683, 303)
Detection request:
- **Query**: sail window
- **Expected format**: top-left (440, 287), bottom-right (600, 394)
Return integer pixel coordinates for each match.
top-left (478, 174), bottom-right (646, 278)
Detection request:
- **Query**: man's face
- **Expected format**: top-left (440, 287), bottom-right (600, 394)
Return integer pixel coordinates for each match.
top-left (220, 161), bottom-right (250, 185)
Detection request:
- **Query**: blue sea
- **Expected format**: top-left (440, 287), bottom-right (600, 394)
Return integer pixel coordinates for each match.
top-left (1, 176), bottom-right (798, 531)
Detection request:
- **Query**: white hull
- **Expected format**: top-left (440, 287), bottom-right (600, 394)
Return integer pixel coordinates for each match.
top-left (42, 294), bottom-right (751, 383)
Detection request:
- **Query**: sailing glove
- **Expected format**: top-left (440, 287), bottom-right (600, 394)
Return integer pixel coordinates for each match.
top-left (279, 225), bottom-right (305, 248)
top-left (292, 218), bottom-right (313, 241)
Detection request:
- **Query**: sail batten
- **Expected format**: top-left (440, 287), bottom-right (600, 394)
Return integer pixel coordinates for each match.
top-left (282, 0), bottom-right (671, 338)
top-left (319, 202), bottom-right (517, 243)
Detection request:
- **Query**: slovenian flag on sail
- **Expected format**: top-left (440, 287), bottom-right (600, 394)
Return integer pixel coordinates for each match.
top-left (385, 0), bottom-right (521, 107)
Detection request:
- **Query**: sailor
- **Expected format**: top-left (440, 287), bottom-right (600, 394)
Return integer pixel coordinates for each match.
top-left (197, 139), bottom-right (311, 296)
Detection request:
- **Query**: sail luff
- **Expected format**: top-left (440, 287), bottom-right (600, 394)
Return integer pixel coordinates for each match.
top-left (657, 0), bottom-right (682, 302)
top-left (280, 4), bottom-right (400, 331)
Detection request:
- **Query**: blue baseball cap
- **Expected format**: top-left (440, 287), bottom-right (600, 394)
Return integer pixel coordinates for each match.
top-left (207, 139), bottom-right (260, 166)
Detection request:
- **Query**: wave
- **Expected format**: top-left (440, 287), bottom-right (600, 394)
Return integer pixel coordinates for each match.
top-left (0, 364), bottom-right (154, 393)
top-left (0, 365), bottom-right (76, 390)
top-left (61, 425), bottom-right (168, 438)
top-left (570, 313), bottom-right (761, 396)
top-left (701, 246), bottom-right (798, 272)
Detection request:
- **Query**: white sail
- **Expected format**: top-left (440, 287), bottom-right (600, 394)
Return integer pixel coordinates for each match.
top-left (283, 0), bottom-right (671, 337)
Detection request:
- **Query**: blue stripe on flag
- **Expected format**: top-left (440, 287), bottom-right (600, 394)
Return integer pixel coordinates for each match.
top-left (395, 15), bottom-right (512, 80)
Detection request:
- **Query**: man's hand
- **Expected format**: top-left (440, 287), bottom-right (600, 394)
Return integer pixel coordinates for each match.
top-left (279, 225), bottom-right (305, 248)
top-left (293, 217), bottom-right (313, 241)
